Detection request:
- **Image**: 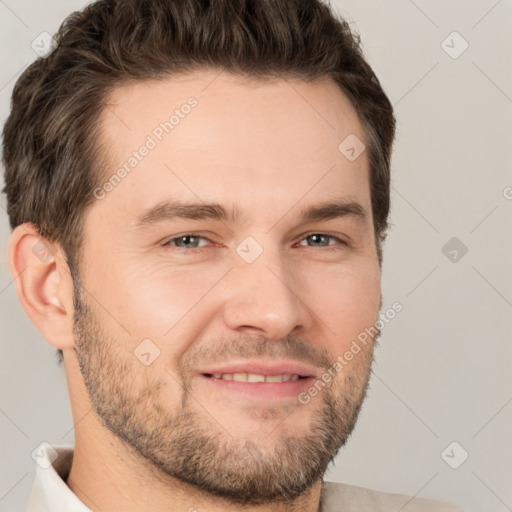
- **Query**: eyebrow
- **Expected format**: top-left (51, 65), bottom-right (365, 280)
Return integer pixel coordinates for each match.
top-left (133, 198), bottom-right (367, 229)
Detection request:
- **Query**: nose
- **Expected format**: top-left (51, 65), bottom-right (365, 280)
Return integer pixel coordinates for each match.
top-left (222, 245), bottom-right (311, 341)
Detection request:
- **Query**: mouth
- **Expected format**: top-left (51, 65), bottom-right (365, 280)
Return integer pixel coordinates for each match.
top-left (202, 372), bottom-right (309, 382)
top-left (196, 360), bottom-right (318, 400)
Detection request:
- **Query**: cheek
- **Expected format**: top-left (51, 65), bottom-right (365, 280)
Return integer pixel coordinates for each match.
top-left (104, 261), bottom-right (229, 350)
top-left (89, 241), bottom-right (379, 362)
top-left (300, 261), bottom-right (380, 350)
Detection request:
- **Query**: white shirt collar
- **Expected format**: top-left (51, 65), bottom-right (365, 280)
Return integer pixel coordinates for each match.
top-left (26, 443), bottom-right (91, 512)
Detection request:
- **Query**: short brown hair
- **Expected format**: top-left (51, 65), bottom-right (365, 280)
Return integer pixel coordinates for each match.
top-left (2, 0), bottom-right (396, 364)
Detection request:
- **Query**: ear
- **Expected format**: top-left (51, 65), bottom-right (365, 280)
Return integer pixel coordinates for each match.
top-left (8, 223), bottom-right (76, 351)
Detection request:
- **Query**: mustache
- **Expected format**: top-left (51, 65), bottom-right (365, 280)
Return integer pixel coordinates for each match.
top-left (176, 334), bottom-right (335, 380)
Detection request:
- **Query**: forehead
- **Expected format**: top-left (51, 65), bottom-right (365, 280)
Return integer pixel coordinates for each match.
top-left (92, 70), bottom-right (370, 228)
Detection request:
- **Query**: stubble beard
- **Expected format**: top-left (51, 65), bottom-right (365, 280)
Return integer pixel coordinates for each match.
top-left (71, 273), bottom-right (376, 506)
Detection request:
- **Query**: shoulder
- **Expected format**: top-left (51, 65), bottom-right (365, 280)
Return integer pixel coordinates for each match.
top-left (320, 481), bottom-right (463, 512)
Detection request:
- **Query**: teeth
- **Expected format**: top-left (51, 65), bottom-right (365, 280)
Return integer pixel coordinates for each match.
top-left (265, 375), bottom-right (284, 382)
top-left (212, 373), bottom-right (302, 382)
top-left (247, 373), bottom-right (265, 382)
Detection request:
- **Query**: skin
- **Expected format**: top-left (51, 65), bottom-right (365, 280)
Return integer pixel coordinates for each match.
top-left (8, 70), bottom-right (381, 512)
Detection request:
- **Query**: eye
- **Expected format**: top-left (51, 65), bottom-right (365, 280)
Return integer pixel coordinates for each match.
top-left (163, 234), bottom-right (212, 250)
top-left (161, 232), bottom-right (347, 253)
top-left (296, 233), bottom-right (347, 248)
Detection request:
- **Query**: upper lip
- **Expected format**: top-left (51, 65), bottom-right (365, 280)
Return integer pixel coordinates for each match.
top-left (198, 359), bottom-right (318, 378)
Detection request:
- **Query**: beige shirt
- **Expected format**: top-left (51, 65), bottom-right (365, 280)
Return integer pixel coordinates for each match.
top-left (27, 444), bottom-right (463, 511)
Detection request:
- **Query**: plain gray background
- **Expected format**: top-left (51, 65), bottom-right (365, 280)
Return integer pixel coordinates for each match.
top-left (1, 1), bottom-right (511, 511)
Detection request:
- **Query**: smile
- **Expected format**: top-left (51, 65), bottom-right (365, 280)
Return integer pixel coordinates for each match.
top-left (204, 373), bottom-right (306, 382)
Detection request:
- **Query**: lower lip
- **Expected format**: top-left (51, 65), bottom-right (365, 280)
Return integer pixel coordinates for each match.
top-left (196, 374), bottom-right (315, 399)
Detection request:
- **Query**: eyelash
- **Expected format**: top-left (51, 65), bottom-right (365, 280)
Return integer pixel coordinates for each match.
top-left (162, 233), bottom-right (348, 253)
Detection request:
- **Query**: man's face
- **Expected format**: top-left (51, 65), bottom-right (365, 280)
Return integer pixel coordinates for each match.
top-left (72, 71), bottom-right (381, 504)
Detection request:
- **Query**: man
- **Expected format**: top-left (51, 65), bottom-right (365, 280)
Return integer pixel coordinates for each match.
top-left (3, 0), bottom-right (462, 510)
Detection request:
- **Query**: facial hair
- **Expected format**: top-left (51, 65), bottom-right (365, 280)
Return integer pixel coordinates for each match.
top-left (71, 270), bottom-right (378, 506)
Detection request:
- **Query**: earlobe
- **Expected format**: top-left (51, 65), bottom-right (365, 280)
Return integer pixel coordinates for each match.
top-left (8, 223), bottom-right (76, 351)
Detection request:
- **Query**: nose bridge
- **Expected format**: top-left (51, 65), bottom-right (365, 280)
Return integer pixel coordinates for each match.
top-left (222, 238), bottom-right (308, 340)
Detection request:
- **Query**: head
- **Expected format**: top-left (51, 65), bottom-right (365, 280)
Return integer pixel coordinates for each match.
top-left (4, 0), bottom-right (395, 506)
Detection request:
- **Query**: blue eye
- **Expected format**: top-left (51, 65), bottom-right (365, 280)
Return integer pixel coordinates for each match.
top-left (164, 235), bottom-right (211, 249)
top-left (298, 234), bottom-right (346, 248)
top-left (162, 233), bottom-right (347, 253)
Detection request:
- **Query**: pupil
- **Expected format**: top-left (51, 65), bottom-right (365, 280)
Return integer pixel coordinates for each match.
top-left (180, 236), bottom-right (195, 247)
top-left (310, 234), bottom-right (326, 246)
